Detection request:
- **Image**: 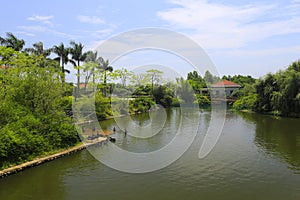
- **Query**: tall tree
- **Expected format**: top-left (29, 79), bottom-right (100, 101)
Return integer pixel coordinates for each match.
top-left (222, 74), bottom-right (256, 87)
top-left (132, 73), bottom-right (147, 86)
top-left (69, 41), bottom-right (87, 98)
top-left (0, 32), bottom-right (25, 51)
top-left (113, 68), bottom-right (134, 87)
top-left (176, 77), bottom-right (196, 104)
top-left (145, 69), bottom-right (163, 94)
top-left (24, 42), bottom-right (51, 57)
top-left (204, 70), bottom-right (214, 85)
top-left (52, 43), bottom-right (71, 84)
top-left (97, 58), bottom-right (113, 97)
top-left (187, 71), bottom-right (206, 91)
top-left (253, 60), bottom-right (300, 117)
top-left (83, 51), bottom-right (99, 89)
top-left (98, 58), bottom-right (113, 84)
top-left (0, 46), bottom-right (79, 167)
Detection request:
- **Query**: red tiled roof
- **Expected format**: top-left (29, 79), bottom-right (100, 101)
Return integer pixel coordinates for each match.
top-left (79, 83), bottom-right (89, 88)
top-left (211, 80), bottom-right (241, 88)
top-left (0, 65), bottom-right (7, 69)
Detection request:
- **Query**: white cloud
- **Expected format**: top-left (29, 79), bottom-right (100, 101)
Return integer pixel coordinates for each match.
top-left (91, 29), bottom-right (114, 39)
top-left (77, 15), bottom-right (105, 25)
top-left (18, 25), bottom-right (77, 39)
top-left (157, 0), bottom-right (300, 49)
top-left (27, 15), bottom-right (53, 25)
top-left (16, 31), bottom-right (35, 37)
top-left (18, 25), bottom-right (47, 32)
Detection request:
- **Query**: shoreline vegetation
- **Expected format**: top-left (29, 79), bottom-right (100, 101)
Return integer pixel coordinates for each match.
top-left (232, 59), bottom-right (300, 118)
top-left (1, 33), bottom-right (300, 173)
top-left (0, 138), bottom-right (107, 178)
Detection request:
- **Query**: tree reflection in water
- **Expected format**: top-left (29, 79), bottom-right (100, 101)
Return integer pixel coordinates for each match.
top-left (239, 112), bottom-right (300, 172)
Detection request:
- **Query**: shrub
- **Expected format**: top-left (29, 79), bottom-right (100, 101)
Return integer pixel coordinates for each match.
top-left (233, 94), bottom-right (257, 110)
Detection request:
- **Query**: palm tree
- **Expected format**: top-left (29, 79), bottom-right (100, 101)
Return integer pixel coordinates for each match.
top-left (84, 51), bottom-right (98, 87)
top-left (69, 41), bottom-right (87, 98)
top-left (52, 43), bottom-right (71, 84)
top-left (98, 58), bottom-right (113, 84)
top-left (85, 51), bottom-right (98, 63)
top-left (98, 58), bottom-right (113, 97)
top-left (0, 32), bottom-right (25, 51)
top-left (24, 42), bottom-right (53, 68)
top-left (24, 42), bottom-right (51, 57)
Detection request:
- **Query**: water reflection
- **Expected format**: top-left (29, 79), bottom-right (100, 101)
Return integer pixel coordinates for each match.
top-left (1, 110), bottom-right (300, 200)
top-left (239, 112), bottom-right (300, 171)
top-left (0, 156), bottom-right (69, 199)
top-left (97, 108), bottom-right (182, 153)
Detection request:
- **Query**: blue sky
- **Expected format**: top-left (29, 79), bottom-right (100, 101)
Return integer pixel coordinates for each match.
top-left (1, 0), bottom-right (300, 81)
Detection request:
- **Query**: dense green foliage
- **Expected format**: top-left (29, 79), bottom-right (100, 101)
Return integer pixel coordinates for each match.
top-left (153, 85), bottom-right (175, 108)
top-left (0, 47), bottom-right (79, 169)
top-left (232, 94), bottom-right (257, 110)
top-left (254, 61), bottom-right (300, 117)
top-left (129, 97), bottom-right (155, 114)
top-left (95, 93), bottom-right (113, 119)
top-left (233, 60), bottom-right (300, 117)
top-left (187, 71), bottom-right (207, 91)
top-left (0, 32), bottom-right (25, 51)
top-left (222, 75), bottom-right (256, 87)
top-left (176, 77), bottom-right (196, 104)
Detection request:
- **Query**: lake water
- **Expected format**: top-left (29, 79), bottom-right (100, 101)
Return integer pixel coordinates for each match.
top-left (0, 108), bottom-right (300, 200)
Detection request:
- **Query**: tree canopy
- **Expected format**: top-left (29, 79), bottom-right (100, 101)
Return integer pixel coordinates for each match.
top-left (0, 47), bottom-right (79, 169)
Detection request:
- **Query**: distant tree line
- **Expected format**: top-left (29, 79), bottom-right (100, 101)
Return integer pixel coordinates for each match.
top-left (233, 60), bottom-right (300, 117)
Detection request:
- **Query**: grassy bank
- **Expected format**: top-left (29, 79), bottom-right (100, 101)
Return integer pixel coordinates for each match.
top-left (0, 137), bottom-right (108, 178)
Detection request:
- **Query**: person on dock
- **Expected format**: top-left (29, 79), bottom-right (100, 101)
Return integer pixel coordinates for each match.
top-left (113, 127), bottom-right (116, 132)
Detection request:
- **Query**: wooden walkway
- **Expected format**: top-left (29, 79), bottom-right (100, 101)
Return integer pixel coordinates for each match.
top-left (0, 137), bottom-right (107, 178)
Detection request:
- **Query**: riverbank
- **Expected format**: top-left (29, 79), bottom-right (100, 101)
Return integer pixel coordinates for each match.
top-left (0, 111), bottom-right (131, 178)
top-left (0, 137), bottom-right (107, 178)
top-left (232, 108), bottom-right (300, 118)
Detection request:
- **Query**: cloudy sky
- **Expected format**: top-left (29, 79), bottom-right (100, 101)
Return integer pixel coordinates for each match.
top-left (1, 0), bottom-right (300, 80)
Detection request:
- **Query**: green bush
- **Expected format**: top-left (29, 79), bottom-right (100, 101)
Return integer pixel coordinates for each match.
top-left (171, 97), bottom-right (181, 107)
top-left (195, 94), bottom-right (211, 106)
top-left (129, 97), bottom-right (155, 113)
top-left (153, 85), bottom-right (174, 108)
top-left (233, 94), bottom-right (257, 110)
top-left (0, 47), bottom-right (80, 169)
top-left (95, 93), bottom-right (112, 119)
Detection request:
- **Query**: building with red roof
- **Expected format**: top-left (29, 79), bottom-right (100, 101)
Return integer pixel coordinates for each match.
top-left (211, 80), bottom-right (241, 96)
